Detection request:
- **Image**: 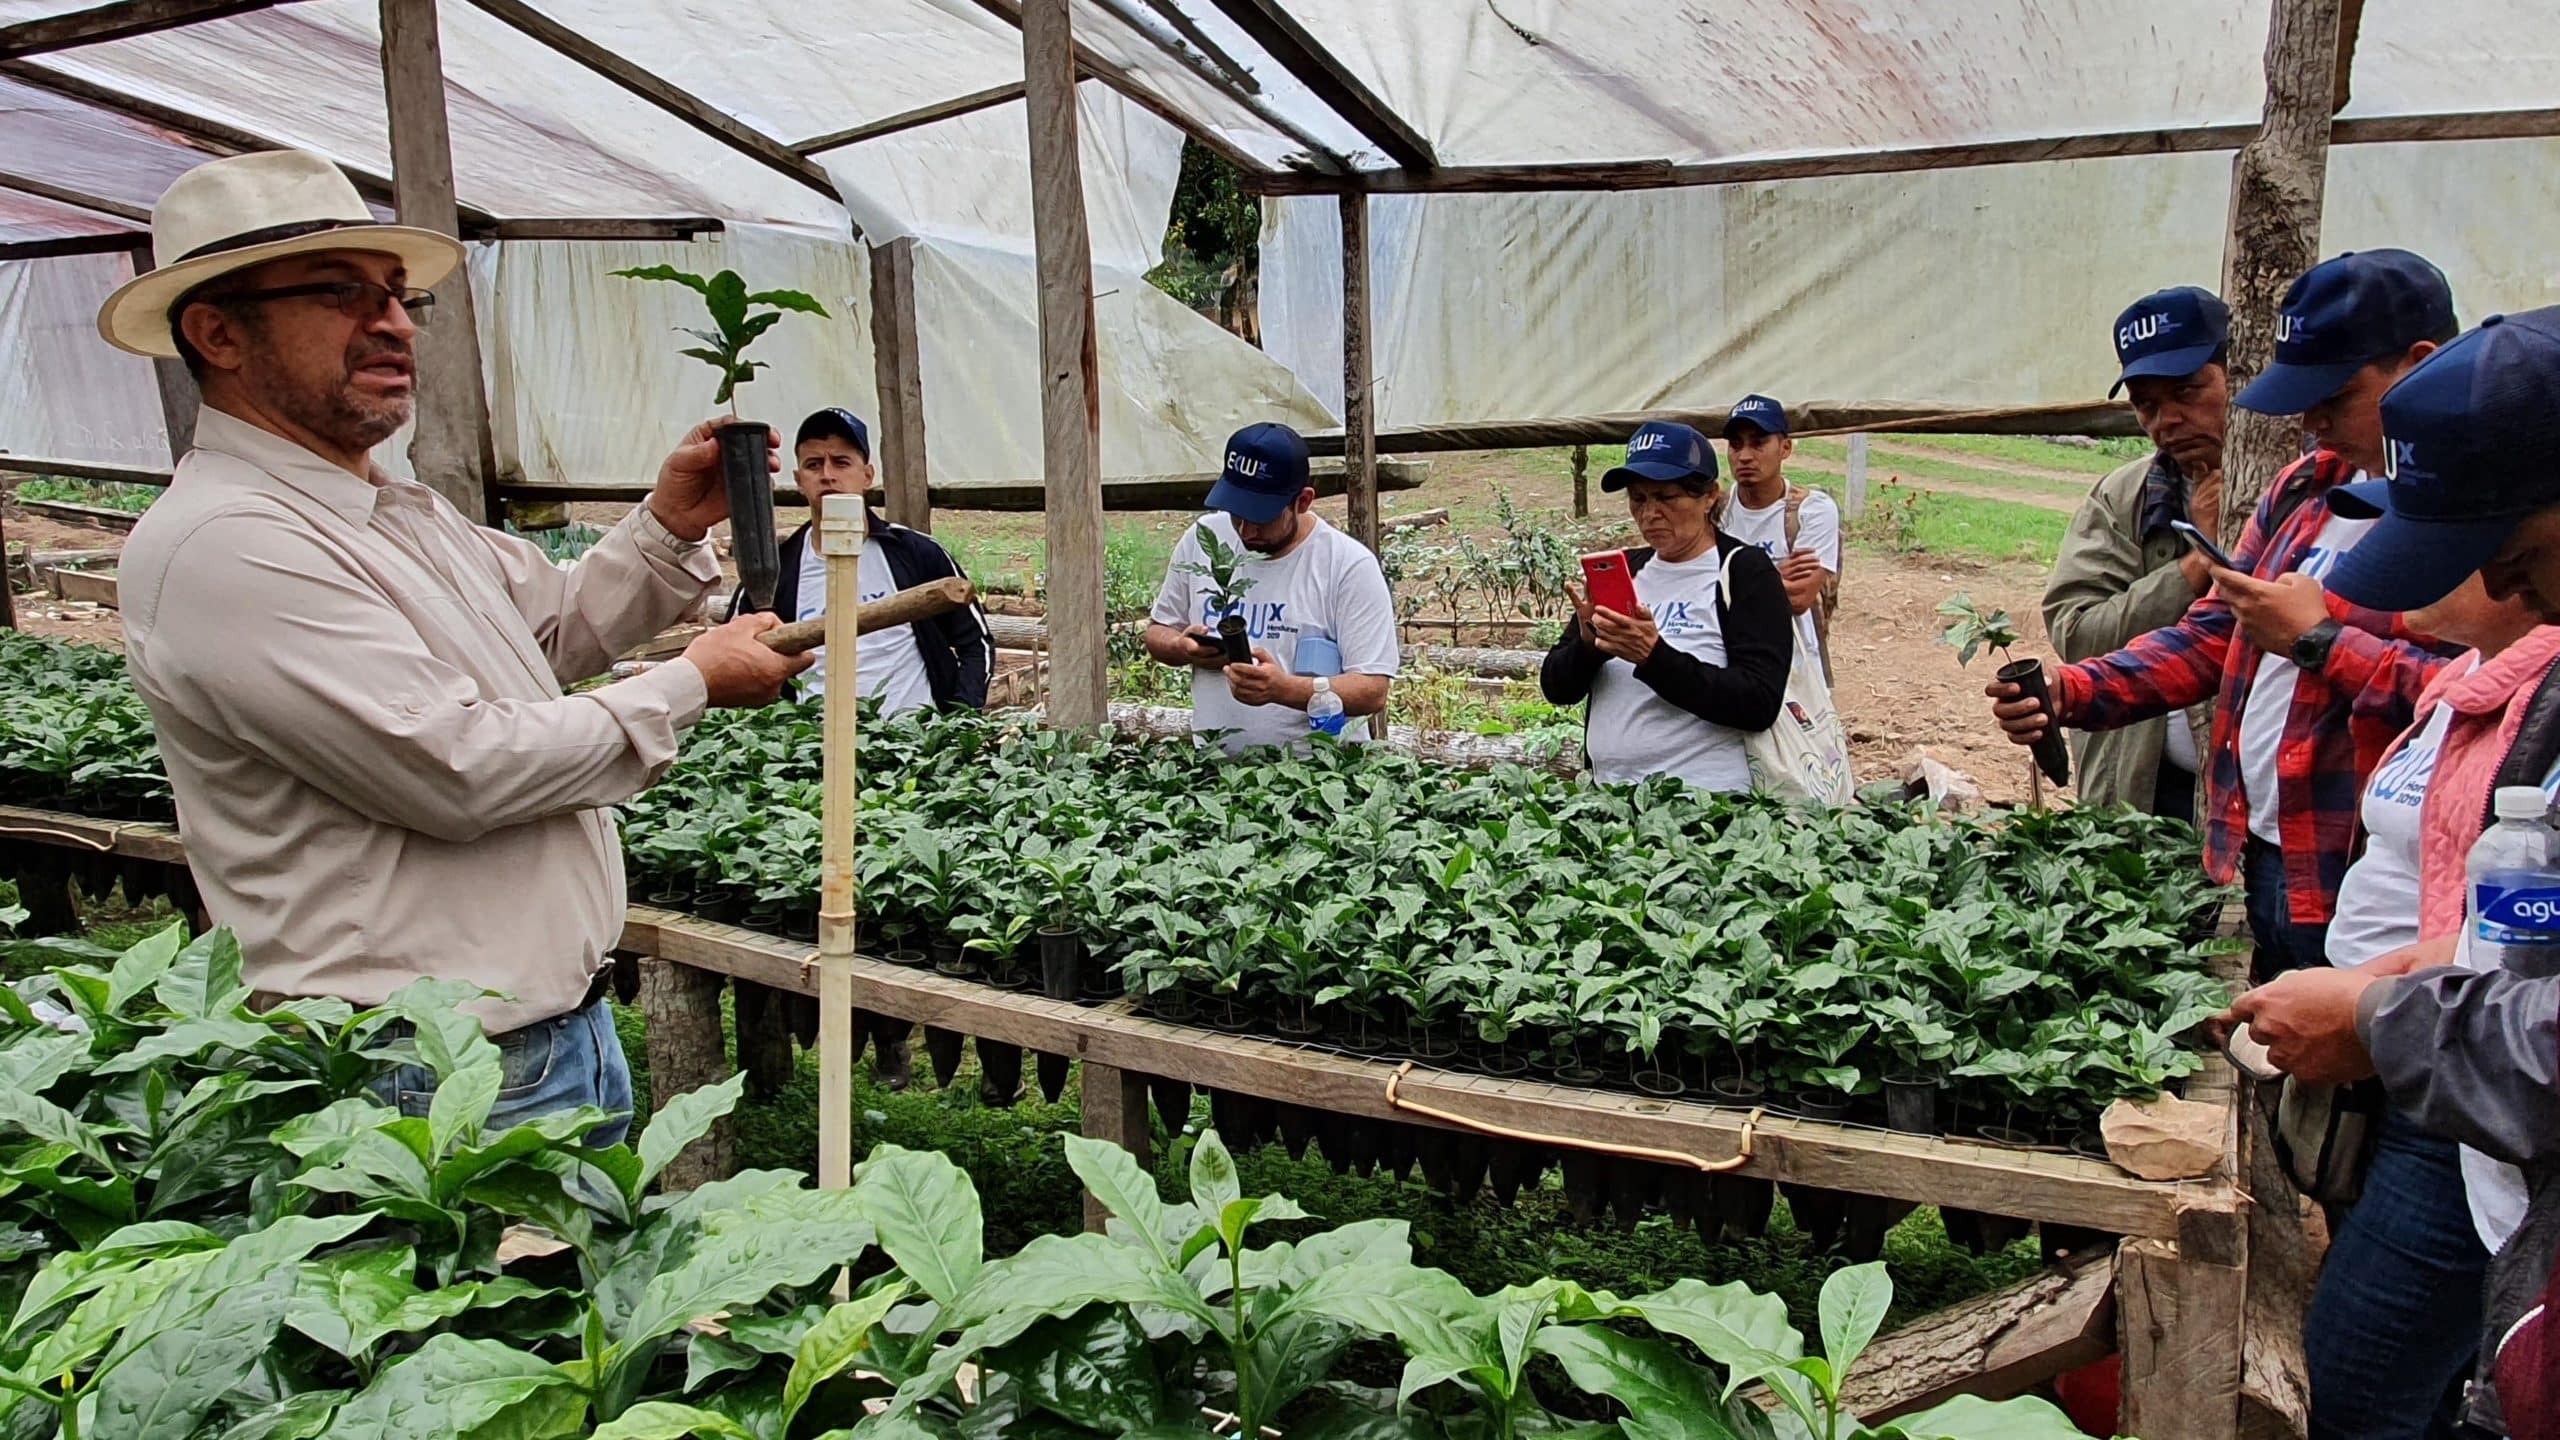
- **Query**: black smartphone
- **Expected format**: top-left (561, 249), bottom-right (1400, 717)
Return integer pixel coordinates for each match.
top-left (2170, 519), bottom-right (2236, 571)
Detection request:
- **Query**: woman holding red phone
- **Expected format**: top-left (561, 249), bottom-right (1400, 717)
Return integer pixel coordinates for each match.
top-left (1540, 421), bottom-right (1793, 791)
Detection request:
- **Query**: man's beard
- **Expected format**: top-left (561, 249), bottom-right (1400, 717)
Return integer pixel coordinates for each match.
top-left (1242, 511), bottom-right (1300, 554)
top-left (246, 327), bottom-right (413, 454)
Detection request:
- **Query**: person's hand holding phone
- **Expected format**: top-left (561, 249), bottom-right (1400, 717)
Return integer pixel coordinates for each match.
top-left (1182, 627), bottom-right (1230, 669)
top-left (1565, 581), bottom-right (1599, 645)
top-left (1590, 602), bottom-right (1661, 666)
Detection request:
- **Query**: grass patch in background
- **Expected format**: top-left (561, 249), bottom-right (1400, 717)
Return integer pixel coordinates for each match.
top-left (1794, 440), bottom-right (2088, 503)
top-left (1889, 433), bottom-right (2149, 474)
top-left (16, 477), bottom-right (160, 514)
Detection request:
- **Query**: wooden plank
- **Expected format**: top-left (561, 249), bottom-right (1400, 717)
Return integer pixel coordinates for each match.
top-left (482, 217), bottom-right (721, 241)
top-left (0, 806), bottom-right (187, 865)
top-left (956, 0), bottom-right (1272, 180)
top-left (638, 957), bottom-right (735, 1190)
top-left (623, 913), bottom-right (2234, 1238)
top-left (1023, 0), bottom-right (1107, 730)
top-left (1820, 1252), bottom-right (2117, 1420)
top-left (12, 498), bottom-right (140, 533)
top-left (0, 233), bottom-right (151, 261)
top-left (0, 169), bottom-right (149, 224)
top-left (1339, 189), bottom-right (1378, 552)
top-left (868, 237), bottom-right (932, 533)
top-left (380, 0), bottom-right (498, 526)
top-left (1079, 1062), bottom-right (1149, 1232)
top-left (2120, 1238), bottom-right (2248, 1440)
top-left (0, 0), bottom-right (295, 59)
top-left (1297, 401), bottom-right (2144, 458)
top-left (1844, 433), bottom-right (1870, 521)
top-left (1198, 0), bottom-right (1435, 170)
top-left (796, 82), bottom-right (1026, 155)
top-left (42, 564), bottom-right (119, 607)
top-left (2216, 0), bottom-right (2346, 527)
top-left (456, 0), bottom-right (844, 206)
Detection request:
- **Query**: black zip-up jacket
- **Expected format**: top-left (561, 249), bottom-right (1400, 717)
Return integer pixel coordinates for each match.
top-left (1538, 534), bottom-right (1791, 734)
top-left (731, 516), bottom-right (993, 709)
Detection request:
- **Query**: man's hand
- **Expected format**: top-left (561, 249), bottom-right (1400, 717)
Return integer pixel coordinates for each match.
top-left (1777, 550), bottom-right (1829, 614)
top-left (648, 417), bottom-right (781, 543)
top-left (2187, 470), bottom-right (2225, 545)
top-left (1984, 663), bottom-right (2055, 745)
top-left (1225, 648), bottom-right (1311, 709)
top-left (1590, 602), bottom-right (1661, 666)
top-left (2212, 967), bottom-right (2384, 1084)
top-left (2178, 548), bottom-right (2215, 597)
top-left (679, 612), bottom-right (813, 708)
top-left (2215, 568), bottom-right (2331, 657)
top-left (1182, 628), bottom-right (1231, 669)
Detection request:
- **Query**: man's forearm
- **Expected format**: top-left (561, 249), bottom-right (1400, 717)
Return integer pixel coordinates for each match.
top-left (1144, 623), bottom-right (1200, 666)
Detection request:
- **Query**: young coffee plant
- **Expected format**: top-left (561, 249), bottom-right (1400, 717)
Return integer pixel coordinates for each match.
top-left (612, 264), bottom-right (831, 411)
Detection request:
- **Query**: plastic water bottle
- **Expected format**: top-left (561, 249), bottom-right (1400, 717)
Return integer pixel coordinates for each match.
top-left (1308, 681), bottom-right (1349, 738)
top-left (2467, 786), bottom-right (2560, 978)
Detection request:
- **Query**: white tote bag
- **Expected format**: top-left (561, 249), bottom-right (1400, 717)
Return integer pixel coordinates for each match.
top-left (1720, 565), bottom-right (1856, 806)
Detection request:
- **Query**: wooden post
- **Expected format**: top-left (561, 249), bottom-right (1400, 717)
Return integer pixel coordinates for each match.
top-left (2118, 1232), bottom-right (2248, 1440)
top-left (0, 495), bottom-right (15, 630)
top-left (1845, 433), bottom-right (1870, 521)
top-left (868, 236), bottom-right (932, 533)
top-left (1570, 444), bottom-right (1588, 518)
top-left (638, 957), bottom-right (734, 1190)
top-left (2217, 0), bottom-right (2348, 526)
top-left (1340, 190), bottom-right (1379, 552)
top-left (379, 0), bottom-right (499, 525)
top-left (126, 239), bottom-right (205, 461)
top-left (816, 494), bottom-right (866, 1198)
top-left (1023, 0), bottom-right (1107, 728)
top-left (1079, 1061), bottom-right (1150, 1232)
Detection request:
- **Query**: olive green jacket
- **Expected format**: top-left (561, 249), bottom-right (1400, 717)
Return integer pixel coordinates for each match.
top-left (2041, 452), bottom-right (2213, 813)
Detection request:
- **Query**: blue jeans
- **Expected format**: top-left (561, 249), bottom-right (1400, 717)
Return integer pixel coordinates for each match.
top-left (374, 997), bottom-right (635, 1148)
top-left (2305, 1117), bottom-right (2490, 1440)
top-left (2246, 838), bottom-right (2332, 980)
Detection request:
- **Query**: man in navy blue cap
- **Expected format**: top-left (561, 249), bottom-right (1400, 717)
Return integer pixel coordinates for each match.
top-left (1146, 421), bottom-right (1399, 755)
top-left (2040, 286), bottom-right (2232, 820)
top-left (1989, 250), bottom-right (2455, 980)
top-left (2220, 308), bottom-right (2560, 1440)
top-left (1717, 395), bottom-right (1843, 686)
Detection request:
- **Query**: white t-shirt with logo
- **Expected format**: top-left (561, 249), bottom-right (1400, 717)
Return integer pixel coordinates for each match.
top-left (1719, 488), bottom-right (1840, 671)
top-left (2237, 505), bottom-right (2378, 842)
top-left (795, 535), bottom-right (937, 715)
top-left (1584, 548), bottom-right (1754, 793)
top-left (1149, 514), bottom-right (1400, 755)
top-left (2326, 665), bottom-right (2472, 967)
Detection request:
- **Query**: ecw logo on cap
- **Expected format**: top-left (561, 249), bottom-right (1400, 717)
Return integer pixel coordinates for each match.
top-left (2109, 286), bottom-right (2229, 395)
top-left (1602, 421), bottom-right (1716, 492)
top-left (1723, 395), bottom-right (1790, 437)
top-left (1204, 422), bottom-right (1311, 524)
top-left (2236, 249), bottom-right (2456, 416)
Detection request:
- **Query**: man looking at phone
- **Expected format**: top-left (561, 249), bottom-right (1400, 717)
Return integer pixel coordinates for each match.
top-left (1988, 250), bottom-right (2458, 977)
top-left (1145, 422), bottom-right (1400, 755)
top-left (2041, 287), bottom-right (2230, 821)
top-left (1717, 395), bottom-right (1842, 685)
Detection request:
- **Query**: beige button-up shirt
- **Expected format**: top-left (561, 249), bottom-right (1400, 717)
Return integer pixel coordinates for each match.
top-left (120, 409), bottom-right (718, 1033)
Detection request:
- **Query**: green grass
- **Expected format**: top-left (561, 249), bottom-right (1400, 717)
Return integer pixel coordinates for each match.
top-left (1809, 478), bottom-right (2067, 568)
top-left (16, 477), bottom-right (160, 514)
top-left (1869, 433), bottom-right (2148, 475)
top-left (1793, 439), bottom-right (2087, 502)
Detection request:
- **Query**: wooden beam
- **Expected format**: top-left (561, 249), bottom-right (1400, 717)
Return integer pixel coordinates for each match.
top-left (2332, 0), bottom-right (2368, 115)
top-left (1080, 1063), bottom-right (1149, 1231)
top-left (1023, 0), bottom-right (1108, 729)
top-left (1821, 1253), bottom-right (2117, 1421)
top-left (959, 0), bottom-right (1273, 179)
top-left (1570, 444), bottom-right (1588, 518)
top-left (456, 0), bottom-right (845, 207)
top-left (490, 454), bottom-right (1426, 509)
top-left (2119, 1238), bottom-right (2248, 1440)
top-left (0, 0), bottom-right (294, 60)
top-left (0, 169), bottom-right (148, 224)
top-left (2217, 0), bottom-right (2346, 526)
top-left (477, 217), bottom-right (720, 241)
top-left (1297, 400), bottom-right (2143, 458)
top-left (795, 82), bottom-right (1026, 155)
top-left (1199, 0), bottom-right (1434, 170)
top-left (0, 502), bottom-right (14, 631)
top-left (381, 0), bottom-right (498, 525)
top-left (0, 455), bottom-right (172, 487)
top-left (0, 232), bottom-right (148, 261)
top-left (1339, 189), bottom-right (1378, 551)
top-left (868, 237), bottom-right (932, 533)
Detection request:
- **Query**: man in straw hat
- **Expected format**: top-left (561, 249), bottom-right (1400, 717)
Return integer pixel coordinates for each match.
top-left (106, 150), bottom-right (808, 1141)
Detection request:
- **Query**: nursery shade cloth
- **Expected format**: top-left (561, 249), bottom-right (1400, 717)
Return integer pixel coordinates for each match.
top-left (118, 410), bottom-right (718, 1035)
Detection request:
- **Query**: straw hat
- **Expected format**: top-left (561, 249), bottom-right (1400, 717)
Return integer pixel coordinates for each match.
top-left (96, 150), bottom-right (465, 359)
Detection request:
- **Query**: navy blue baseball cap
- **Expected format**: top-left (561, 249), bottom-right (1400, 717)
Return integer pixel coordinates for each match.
top-left (2235, 250), bottom-right (2457, 416)
top-left (1723, 395), bottom-right (1790, 438)
top-left (1602, 421), bottom-right (1718, 491)
top-left (795, 407), bottom-right (870, 457)
top-left (2110, 286), bottom-right (2230, 396)
top-left (2324, 308), bottom-right (2560, 612)
top-left (1205, 422), bottom-right (1312, 523)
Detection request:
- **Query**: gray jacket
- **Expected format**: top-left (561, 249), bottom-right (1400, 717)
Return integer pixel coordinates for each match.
top-left (2041, 453), bottom-right (2212, 812)
top-left (2361, 967), bottom-right (2560, 1432)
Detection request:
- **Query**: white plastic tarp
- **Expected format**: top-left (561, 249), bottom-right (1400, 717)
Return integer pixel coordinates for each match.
top-left (1261, 136), bottom-right (2560, 427)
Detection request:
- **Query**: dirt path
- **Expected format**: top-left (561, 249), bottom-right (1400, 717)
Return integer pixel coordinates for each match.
top-left (1873, 439), bottom-right (2109, 487)
top-left (1825, 551), bottom-right (2051, 805)
top-left (1784, 453), bottom-right (2084, 515)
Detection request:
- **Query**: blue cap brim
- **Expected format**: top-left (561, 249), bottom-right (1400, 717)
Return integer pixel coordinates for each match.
top-left (2324, 508), bottom-right (2517, 612)
top-left (2109, 342), bottom-right (2224, 397)
top-left (2235, 359), bottom-right (2366, 416)
top-left (2326, 478), bottom-right (2392, 520)
top-left (1205, 475), bottom-right (1293, 524)
top-left (1721, 419), bottom-right (1789, 439)
top-left (1600, 460), bottom-right (1710, 493)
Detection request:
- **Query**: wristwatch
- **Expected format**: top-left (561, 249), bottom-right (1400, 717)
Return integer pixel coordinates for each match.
top-left (2290, 618), bottom-right (2343, 672)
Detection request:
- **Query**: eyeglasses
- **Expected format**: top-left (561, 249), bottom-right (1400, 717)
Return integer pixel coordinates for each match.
top-left (215, 281), bottom-right (437, 326)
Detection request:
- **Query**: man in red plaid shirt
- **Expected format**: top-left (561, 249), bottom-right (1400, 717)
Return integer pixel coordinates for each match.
top-left (1990, 250), bottom-right (2460, 979)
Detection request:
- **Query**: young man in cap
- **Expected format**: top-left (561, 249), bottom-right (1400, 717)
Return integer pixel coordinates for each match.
top-left (1716, 395), bottom-right (1842, 685)
top-left (106, 151), bottom-right (807, 1140)
top-left (729, 407), bottom-right (991, 713)
top-left (2040, 286), bottom-right (2230, 820)
top-left (1989, 249), bottom-right (2458, 978)
top-left (1145, 422), bottom-right (1399, 755)
top-left (2219, 307), bottom-right (2560, 1439)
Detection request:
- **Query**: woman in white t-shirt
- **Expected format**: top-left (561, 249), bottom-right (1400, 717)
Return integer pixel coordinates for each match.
top-left (1540, 422), bottom-right (1793, 792)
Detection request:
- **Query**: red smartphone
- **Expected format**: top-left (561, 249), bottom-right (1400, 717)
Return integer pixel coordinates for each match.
top-left (1580, 549), bottom-right (1639, 615)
